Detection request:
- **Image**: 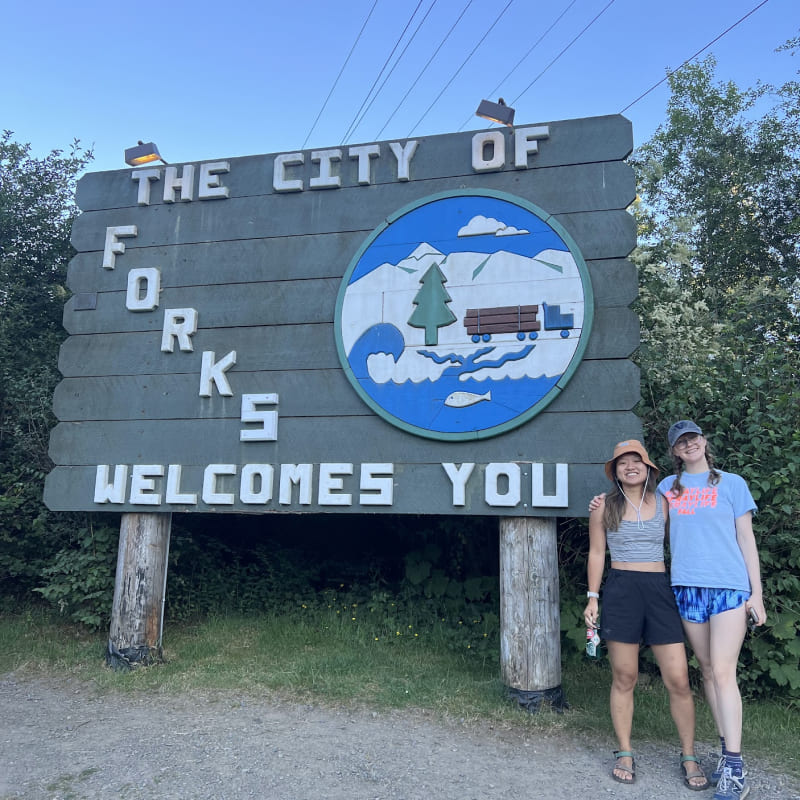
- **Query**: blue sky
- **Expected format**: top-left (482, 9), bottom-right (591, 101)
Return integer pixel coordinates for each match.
top-left (2, 0), bottom-right (797, 176)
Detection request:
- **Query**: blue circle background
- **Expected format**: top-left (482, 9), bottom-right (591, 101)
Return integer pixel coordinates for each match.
top-left (334, 190), bottom-right (593, 441)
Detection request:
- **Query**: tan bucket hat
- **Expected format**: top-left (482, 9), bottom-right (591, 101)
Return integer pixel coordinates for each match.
top-left (604, 439), bottom-right (659, 482)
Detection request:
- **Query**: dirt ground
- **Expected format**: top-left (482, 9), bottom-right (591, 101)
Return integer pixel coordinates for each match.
top-left (1, 673), bottom-right (798, 800)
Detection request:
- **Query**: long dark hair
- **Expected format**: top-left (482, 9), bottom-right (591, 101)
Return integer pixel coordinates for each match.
top-left (603, 461), bottom-right (659, 532)
top-left (669, 442), bottom-right (721, 497)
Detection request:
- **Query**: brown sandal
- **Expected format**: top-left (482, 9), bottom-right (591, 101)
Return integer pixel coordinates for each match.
top-left (612, 750), bottom-right (636, 784)
top-left (680, 754), bottom-right (710, 791)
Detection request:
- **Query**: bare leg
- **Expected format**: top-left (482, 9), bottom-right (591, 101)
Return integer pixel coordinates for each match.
top-left (652, 642), bottom-right (706, 788)
top-left (708, 606), bottom-right (747, 751)
top-left (606, 640), bottom-right (639, 782)
top-left (651, 642), bottom-right (695, 751)
top-left (683, 606), bottom-right (747, 750)
top-left (682, 619), bottom-right (721, 735)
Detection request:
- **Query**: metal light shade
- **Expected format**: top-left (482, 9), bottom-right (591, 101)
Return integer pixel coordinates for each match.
top-left (476, 99), bottom-right (515, 127)
top-left (124, 141), bottom-right (165, 166)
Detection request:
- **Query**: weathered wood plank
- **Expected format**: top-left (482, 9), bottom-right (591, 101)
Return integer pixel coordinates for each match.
top-left (587, 259), bottom-right (637, 307)
top-left (66, 231), bottom-right (367, 293)
top-left (47, 410), bottom-right (640, 466)
top-left (62, 278), bottom-right (341, 335)
top-left (75, 159), bottom-right (634, 219)
top-left (56, 308), bottom-right (638, 379)
top-left (52, 359), bottom-right (639, 422)
top-left (583, 307), bottom-right (640, 359)
top-left (69, 166), bottom-right (634, 253)
top-left (555, 209), bottom-right (636, 261)
top-left (61, 270), bottom-right (639, 339)
top-left (57, 325), bottom-right (338, 376)
top-left (68, 243), bottom-right (637, 303)
top-left (45, 459), bottom-right (629, 516)
top-left (547, 359), bottom-right (639, 412)
top-left (75, 117), bottom-right (633, 212)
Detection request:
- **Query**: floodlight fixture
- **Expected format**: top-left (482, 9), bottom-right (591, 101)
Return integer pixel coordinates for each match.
top-left (475, 98), bottom-right (515, 127)
top-left (124, 141), bottom-right (168, 167)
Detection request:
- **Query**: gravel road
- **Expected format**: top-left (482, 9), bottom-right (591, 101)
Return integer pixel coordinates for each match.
top-left (2, 674), bottom-right (798, 800)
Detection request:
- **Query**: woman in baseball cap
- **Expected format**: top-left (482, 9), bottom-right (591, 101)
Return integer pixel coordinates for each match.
top-left (659, 421), bottom-right (765, 800)
top-left (584, 439), bottom-right (707, 789)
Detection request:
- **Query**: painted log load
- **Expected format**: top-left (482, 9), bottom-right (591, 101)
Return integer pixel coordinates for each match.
top-left (464, 304), bottom-right (541, 340)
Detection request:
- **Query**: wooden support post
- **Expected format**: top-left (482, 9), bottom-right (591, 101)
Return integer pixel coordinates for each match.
top-left (499, 516), bottom-right (567, 712)
top-left (107, 512), bottom-right (172, 671)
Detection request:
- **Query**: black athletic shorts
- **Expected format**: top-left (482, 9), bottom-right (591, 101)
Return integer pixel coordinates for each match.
top-left (600, 569), bottom-right (684, 645)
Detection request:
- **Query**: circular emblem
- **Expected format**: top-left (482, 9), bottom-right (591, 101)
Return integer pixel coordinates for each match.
top-left (334, 190), bottom-right (593, 440)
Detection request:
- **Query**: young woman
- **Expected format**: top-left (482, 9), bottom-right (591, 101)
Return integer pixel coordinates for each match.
top-left (660, 420), bottom-right (766, 800)
top-left (583, 439), bottom-right (708, 790)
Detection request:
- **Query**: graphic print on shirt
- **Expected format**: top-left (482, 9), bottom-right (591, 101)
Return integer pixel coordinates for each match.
top-left (666, 488), bottom-right (718, 515)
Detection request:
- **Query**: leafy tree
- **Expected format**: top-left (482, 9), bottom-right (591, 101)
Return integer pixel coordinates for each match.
top-left (0, 131), bottom-right (97, 605)
top-left (634, 53), bottom-right (800, 344)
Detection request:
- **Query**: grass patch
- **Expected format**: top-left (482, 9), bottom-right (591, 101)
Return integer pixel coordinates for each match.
top-left (1, 606), bottom-right (797, 779)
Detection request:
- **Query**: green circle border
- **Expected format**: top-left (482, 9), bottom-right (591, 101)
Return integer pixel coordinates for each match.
top-left (334, 188), bottom-right (594, 441)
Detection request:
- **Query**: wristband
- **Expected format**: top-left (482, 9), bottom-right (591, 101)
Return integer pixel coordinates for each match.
top-left (586, 591), bottom-right (599, 599)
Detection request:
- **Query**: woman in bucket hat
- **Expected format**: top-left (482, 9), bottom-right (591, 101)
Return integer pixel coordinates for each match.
top-left (659, 421), bottom-right (766, 800)
top-left (583, 439), bottom-right (708, 790)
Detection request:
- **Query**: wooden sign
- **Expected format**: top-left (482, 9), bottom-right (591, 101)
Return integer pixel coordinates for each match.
top-left (45, 116), bottom-right (640, 516)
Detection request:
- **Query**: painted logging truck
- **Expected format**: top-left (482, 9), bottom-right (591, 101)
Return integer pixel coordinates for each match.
top-left (464, 302), bottom-right (574, 342)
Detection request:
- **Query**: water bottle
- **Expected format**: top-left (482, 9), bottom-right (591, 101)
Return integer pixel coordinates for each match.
top-left (586, 626), bottom-right (600, 658)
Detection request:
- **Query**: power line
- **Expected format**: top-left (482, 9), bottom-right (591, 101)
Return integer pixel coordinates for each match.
top-left (340, 0), bottom-right (434, 145)
top-left (408, 0), bottom-right (516, 137)
top-left (346, 0), bottom-right (441, 143)
top-left (374, 0), bottom-right (475, 140)
top-left (619, 0), bottom-right (772, 114)
top-left (510, 0), bottom-right (617, 107)
top-left (457, 0), bottom-right (578, 131)
top-left (301, 0), bottom-right (380, 150)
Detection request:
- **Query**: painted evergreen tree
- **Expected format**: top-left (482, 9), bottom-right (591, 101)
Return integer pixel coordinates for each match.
top-left (407, 262), bottom-right (457, 345)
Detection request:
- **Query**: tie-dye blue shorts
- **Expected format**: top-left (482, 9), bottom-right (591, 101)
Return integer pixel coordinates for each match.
top-left (672, 586), bottom-right (750, 623)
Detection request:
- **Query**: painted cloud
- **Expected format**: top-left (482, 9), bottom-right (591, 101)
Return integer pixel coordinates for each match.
top-left (457, 215), bottom-right (530, 238)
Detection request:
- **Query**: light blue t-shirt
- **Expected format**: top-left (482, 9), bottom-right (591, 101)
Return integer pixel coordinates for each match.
top-left (657, 470), bottom-right (757, 592)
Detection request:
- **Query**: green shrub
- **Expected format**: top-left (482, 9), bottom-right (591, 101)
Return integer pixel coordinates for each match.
top-left (33, 521), bottom-right (118, 628)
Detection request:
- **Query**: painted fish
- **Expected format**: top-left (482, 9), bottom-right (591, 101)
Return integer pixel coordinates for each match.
top-left (444, 390), bottom-right (492, 408)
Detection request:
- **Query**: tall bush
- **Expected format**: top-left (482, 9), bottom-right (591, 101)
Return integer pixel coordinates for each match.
top-left (0, 132), bottom-right (94, 602)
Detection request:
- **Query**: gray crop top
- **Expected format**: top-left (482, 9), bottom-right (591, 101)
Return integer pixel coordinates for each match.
top-left (606, 500), bottom-right (665, 562)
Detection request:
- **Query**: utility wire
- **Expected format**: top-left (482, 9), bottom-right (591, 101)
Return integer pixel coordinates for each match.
top-left (344, 0), bottom-right (441, 143)
top-left (302, 0), bottom-right (379, 149)
top-left (408, 0), bottom-right (515, 137)
top-left (457, 0), bottom-right (577, 131)
top-left (340, 0), bottom-right (432, 144)
top-left (510, 0), bottom-right (617, 107)
top-left (375, 0), bottom-right (474, 140)
top-left (619, 0), bottom-right (772, 114)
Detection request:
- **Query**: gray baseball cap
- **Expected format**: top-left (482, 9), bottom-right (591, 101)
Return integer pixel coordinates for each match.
top-left (668, 420), bottom-right (703, 448)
